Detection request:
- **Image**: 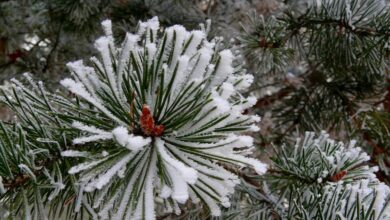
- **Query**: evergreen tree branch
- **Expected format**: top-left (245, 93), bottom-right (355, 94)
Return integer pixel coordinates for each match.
top-left (280, 16), bottom-right (390, 38)
top-left (2, 155), bottom-right (60, 190)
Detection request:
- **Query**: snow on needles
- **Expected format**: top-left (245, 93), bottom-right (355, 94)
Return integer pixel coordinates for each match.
top-left (277, 131), bottom-right (390, 219)
top-left (60, 17), bottom-right (265, 219)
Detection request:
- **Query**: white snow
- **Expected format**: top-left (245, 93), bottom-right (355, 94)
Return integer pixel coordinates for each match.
top-left (168, 25), bottom-right (189, 68)
top-left (61, 150), bottom-right (89, 157)
top-left (18, 164), bottom-right (36, 182)
top-left (184, 30), bottom-right (205, 57)
top-left (160, 185), bottom-right (172, 198)
top-left (73, 134), bottom-right (113, 145)
top-left (144, 152), bottom-right (157, 220)
top-left (0, 176), bottom-right (5, 194)
top-left (138, 16), bottom-right (160, 43)
top-left (112, 126), bottom-right (151, 151)
top-left (68, 158), bottom-right (108, 174)
top-left (85, 153), bottom-right (134, 191)
top-left (220, 82), bottom-right (235, 99)
top-left (211, 90), bottom-right (231, 113)
top-left (209, 49), bottom-right (234, 88)
top-left (146, 43), bottom-right (157, 65)
top-left (94, 36), bottom-right (119, 98)
top-left (156, 138), bottom-right (198, 184)
top-left (166, 163), bottom-right (189, 203)
top-left (112, 154), bottom-right (147, 220)
top-left (101, 20), bottom-right (113, 37)
top-left (118, 33), bottom-right (138, 76)
top-left (190, 47), bottom-right (213, 81)
top-left (61, 79), bottom-right (123, 124)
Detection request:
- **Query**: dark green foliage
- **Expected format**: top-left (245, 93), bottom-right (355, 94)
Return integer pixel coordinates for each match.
top-left (241, 0), bottom-right (389, 145)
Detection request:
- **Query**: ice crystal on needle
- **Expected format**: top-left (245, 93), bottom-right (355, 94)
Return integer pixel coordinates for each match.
top-left (60, 17), bottom-right (266, 219)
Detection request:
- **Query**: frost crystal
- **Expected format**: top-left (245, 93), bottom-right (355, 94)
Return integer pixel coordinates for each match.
top-left (60, 17), bottom-right (266, 219)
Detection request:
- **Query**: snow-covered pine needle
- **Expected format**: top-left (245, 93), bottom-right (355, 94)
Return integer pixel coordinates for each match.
top-left (58, 17), bottom-right (266, 219)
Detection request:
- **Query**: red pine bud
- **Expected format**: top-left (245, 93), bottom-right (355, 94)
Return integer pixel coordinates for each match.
top-left (140, 105), bottom-right (164, 136)
top-left (329, 170), bottom-right (347, 182)
top-left (153, 125), bottom-right (165, 136)
top-left (7, 50), bottom-right (23, 62)
top-left (140, 105), bottom-right (155, 136)
top-left (142, 105), bottom-right (151, 115)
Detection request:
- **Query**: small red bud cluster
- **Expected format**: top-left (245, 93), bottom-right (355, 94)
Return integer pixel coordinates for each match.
top-left (140, 105), bottom-right (164, 136)
top-left (329, 170), bottom-right (347, 182)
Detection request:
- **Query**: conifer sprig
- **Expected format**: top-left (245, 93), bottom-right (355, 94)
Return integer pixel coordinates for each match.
top-left (217, 131), bottom-right (390, 220)
top-left (56, 17), bottom-right (266, 219)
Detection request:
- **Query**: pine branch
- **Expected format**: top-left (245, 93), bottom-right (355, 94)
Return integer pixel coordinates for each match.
top-left (264, 131), bottom-right (390, 219)
top-left (2, 154), bottom-right (60, 190)
top-left (42, 22), bottom-right (63, 73)
top-left (255, 86), bottom-right (293, 109)
top-left (0, 16), bottom-right (268, 219)
top-left (384, 79), bottom-right (390, 112)
top-left (280, 16), bottom-right (390, 38)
